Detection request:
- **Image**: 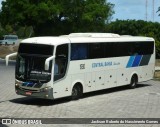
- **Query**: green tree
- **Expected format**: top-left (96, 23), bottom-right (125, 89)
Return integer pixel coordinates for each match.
top-left (0, 0), bottom-right (114, 36)
top-left (0, 23), bottom-right (5, 38)
top-left (5, 24), bottom-right (13, 33)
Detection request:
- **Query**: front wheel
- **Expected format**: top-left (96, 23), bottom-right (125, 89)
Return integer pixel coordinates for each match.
top-left (71, 85), bottom-right (82, 100)
top-left (129, 75), bottom-right (137, 89)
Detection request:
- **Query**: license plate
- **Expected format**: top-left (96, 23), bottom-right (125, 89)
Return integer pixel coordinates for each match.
top-left (25, 92), bottom-right (32, 95)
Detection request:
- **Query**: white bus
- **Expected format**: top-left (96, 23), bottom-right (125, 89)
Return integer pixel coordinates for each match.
top-left (6, 33), bottom-right (155, 100)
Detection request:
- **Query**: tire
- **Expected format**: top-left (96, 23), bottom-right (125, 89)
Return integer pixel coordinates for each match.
top-left (129, 75), bottom-right (137, 89)
top-left (71, 85), bottom-right (82, 100)
top-left (5, 42), bottom-right (7, 45)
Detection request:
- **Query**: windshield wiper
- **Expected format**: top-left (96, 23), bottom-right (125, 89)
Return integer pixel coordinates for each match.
top-left (16, 74), bottom-right (23, 79)
top-left (19, 75), bottom-right (24, 79)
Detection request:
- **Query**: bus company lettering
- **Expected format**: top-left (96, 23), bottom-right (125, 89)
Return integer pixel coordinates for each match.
top-left (92, 62), bottom-right (120, 68)
top-left (92, 62), bottom-right (112, 68)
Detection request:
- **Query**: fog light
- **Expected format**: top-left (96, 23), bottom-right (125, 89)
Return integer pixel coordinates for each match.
top-left (45, 95), bottom-right (48, 98)
top-left (15, 84), bottom-right (19, 87)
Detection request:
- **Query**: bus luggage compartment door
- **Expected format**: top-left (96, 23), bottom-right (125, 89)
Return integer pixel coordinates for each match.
top-left (85, 73), bottom-right (95, 92)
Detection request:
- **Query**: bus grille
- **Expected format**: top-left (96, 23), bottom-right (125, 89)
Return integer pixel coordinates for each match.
top-left (19, 87), bottom-right (39, 92)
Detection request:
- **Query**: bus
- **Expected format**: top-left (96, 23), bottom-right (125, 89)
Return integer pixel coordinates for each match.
top-left (0, 35), bottom-right (18, 45)
top-left (5, 33), bottom-right (155, 100)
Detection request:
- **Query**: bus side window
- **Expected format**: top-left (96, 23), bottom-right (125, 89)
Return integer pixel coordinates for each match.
top-left (71, 44), bottom-right (88, 60)
top-left (89, 43), bottom-right (104, 59)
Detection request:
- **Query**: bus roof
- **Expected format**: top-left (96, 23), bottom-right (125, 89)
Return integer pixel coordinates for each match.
top-left (21, 37), bottom-right (71, 45)
top-left (21, 33), bottom-right (154, 46)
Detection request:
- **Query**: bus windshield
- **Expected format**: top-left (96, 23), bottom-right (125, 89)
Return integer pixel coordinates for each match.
top-left (16, 43), bottom-right (54, 83)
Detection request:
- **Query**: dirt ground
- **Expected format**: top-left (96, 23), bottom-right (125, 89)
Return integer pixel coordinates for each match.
top-left (155, 59), bottom-right (160, 79)
top-left (0, 45), bottom-right (18, 59)
top-left (154, 60), bottom-right (160, 79)
top-left (0, 45), bottom-right (160, 78)
top-left (155, 59), bottom-right (160, 66)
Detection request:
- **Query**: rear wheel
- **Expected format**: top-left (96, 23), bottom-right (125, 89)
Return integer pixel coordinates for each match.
top-left (71, 85), bottom-right (82, 100)
top-left (129, 75), bottom-right (137, 89)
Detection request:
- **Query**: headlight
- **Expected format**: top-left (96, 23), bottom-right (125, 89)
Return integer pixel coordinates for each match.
top-left (40, 87), bottom-right (51, 92)
top-left (15, 80), bottom-right (22, 87)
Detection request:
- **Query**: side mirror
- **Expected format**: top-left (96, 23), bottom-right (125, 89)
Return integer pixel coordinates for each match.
top-left (5, 52), bottom-right (17, 66)
top-left (45, 56), bottom-right (55, 70)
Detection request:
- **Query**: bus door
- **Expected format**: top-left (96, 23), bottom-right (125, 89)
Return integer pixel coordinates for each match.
top-left (53, 44), bottom-right (70, 98)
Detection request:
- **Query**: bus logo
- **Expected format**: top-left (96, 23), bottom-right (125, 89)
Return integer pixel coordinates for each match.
top-left (80, 64), bottom-right (85, 70)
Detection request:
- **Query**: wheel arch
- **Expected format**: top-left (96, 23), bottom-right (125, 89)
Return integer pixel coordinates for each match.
top-left (71, 80), bottom-right (84, 94)
top-left (130, 72), bottom-right (138, 83)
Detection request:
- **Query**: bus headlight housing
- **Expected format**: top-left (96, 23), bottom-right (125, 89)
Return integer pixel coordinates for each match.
top-left (15, 80), bottom-right (22, 87)
top-left (40, 87), bottom-right (51, 92)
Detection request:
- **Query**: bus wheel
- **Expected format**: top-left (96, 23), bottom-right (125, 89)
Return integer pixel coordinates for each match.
top-left (5, 42), bottom-right (7, 45)
top-left (71, 84), bottom-right (82, 100)
top-left (129, 75), bottom-right (138, 89)
top-left (13, 42), bottom-right (15, 45)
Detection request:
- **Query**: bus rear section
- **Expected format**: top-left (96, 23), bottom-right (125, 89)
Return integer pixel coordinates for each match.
top-left (64, 37), bottom-right (155, 100)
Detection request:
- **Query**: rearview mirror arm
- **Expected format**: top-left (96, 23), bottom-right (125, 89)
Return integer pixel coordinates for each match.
top-left (45, 56), bottom-right (55, 70)
top-left (5, 52), bottom-right (17, 66)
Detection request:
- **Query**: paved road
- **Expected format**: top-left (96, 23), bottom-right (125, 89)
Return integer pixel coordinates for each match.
top-left (0, 60), bottom-right (160, 127)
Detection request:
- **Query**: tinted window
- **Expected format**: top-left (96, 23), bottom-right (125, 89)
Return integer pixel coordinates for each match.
top-left (18, 43), bottom-right (54, 56)
top-left (105, 41), bottom-right (154, 57)
top-left (70, 41), bottom-right (154, 60)
top-left (56, 44), bottom-right (68, 58)
top-left (105, 43), bottom-right (117, 57)
top-left (128, 42), bottom-right (154, 55)
top-left (71, 43), bottom-right (88, 60)
top-left (89, 43), bottom-right (104, 59)
top-left (138, 42), bottom-right (154, 55)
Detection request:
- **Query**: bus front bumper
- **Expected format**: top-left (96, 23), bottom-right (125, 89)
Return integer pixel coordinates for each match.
top-left (15, 86), bottom-right (54, 100)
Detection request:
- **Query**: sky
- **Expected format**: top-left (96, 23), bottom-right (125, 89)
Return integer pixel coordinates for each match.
top-left (0, 0), bottom-right (160, 22)
top-left (107, 0), bottom-right (160, 22)
top-left (0, 0), bottom-right (3, 9)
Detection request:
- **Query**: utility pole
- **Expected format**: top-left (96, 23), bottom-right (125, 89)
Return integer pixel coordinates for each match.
top-left (146, 0), bottom-right (148, 21)
top-left (152, 0), bottom-right (155, 22)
